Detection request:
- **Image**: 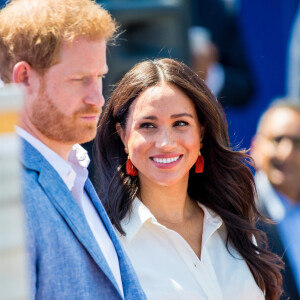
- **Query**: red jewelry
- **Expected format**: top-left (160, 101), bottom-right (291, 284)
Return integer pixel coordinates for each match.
top-left (126, 156), bottom-right (138, 177)
top-left (195, 151), bottom-right (204, 173)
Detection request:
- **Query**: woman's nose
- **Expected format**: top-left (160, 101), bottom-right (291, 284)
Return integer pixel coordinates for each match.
top-left (155, 128), bottom-right (176, 151)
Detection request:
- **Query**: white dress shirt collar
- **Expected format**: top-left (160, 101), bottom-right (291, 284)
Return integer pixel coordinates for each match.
top-left (201, 202), bottom-right (223, 248)
top-left (255, 170), bottom-right (286, 221)
top-left (15, 126), bottom-right (90, 193)
top-left (121, 197), bottom-right (223, 243)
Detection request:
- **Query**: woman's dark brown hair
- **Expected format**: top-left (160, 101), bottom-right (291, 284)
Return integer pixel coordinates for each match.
top-left (94, 58), bottom-right (283, 299)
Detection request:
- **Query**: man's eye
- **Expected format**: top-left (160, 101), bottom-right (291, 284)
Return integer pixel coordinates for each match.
top-left (272, 135), bottom-right (300, 149)
top-left (272, 136), bottom-right (283, 144)
top-left (294, 139), bottom-right (300, 149)
top-left (174, 120), bottom-right (189, 127)
top-left (72, 77), bottom-right (90, 84)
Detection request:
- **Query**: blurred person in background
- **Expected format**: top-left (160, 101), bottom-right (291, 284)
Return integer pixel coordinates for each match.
top-left (95, 58), bottom-right (283, 300)
top-left (251, 100), bottom-right (300, 300)
top-left (188, 0), bottom-right (254, 107)
top-left (0, 0), bottom-right (146, 299)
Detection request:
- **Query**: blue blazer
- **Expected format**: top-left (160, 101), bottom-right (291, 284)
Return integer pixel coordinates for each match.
top-left (21, 139), bottom-right (146, 300)
top-left (256, 178), bottom-right (299, 299)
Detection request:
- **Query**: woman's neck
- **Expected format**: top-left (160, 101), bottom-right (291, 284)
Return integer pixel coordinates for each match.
top-left (139, 177), bottom-right (197, 224)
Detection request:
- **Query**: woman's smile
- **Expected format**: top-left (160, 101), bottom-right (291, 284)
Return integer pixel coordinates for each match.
top-left (151, 154), bottom-right (183, 168)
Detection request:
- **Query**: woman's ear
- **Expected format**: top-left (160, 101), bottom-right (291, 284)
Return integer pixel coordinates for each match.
top-left (116, 123), bottom-right (127, 147)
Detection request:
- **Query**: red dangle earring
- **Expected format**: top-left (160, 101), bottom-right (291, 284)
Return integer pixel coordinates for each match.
top-left (126, 155), bottom-right (138, 177)
top-left (195, 150), bottom-right (204, 173)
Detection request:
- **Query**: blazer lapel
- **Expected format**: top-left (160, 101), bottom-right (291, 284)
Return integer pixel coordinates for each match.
top-left (21, 139), bottom-right (121, 296)
top-left (85, 179), bottom-right (119, 243)
top-left (85, 179), bottom-right (143, 298)
top-left (259, 209), bottom-right (299, 299)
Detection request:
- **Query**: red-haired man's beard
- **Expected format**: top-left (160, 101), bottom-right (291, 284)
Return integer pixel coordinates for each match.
top-left (31, 81), bottom-right (101, 145)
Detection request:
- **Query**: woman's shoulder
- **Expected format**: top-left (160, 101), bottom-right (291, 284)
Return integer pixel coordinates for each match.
top-left (116, 197), bottom-right (156, 242)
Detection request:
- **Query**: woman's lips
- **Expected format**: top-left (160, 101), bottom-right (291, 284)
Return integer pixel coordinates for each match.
top-left (150, 154), bottom-right (183, 168)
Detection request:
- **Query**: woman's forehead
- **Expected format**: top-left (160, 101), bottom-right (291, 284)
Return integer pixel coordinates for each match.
top-left (130, 84), bottom-right (194, 113)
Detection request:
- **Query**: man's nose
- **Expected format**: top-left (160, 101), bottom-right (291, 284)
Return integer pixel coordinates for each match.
top-left (84, 79), bottom-right (105, 107)
top-left (276, 138), bottom-right (295, 161)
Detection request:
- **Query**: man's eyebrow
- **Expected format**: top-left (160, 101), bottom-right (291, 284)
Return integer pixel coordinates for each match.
top-left (68, 65), bottom-right (109, 76)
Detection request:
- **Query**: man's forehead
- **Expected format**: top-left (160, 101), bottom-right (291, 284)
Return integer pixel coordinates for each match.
top-left (262, 108), bottom-right (300, 134)
top-left (49, 37), bottom-right (107, 73)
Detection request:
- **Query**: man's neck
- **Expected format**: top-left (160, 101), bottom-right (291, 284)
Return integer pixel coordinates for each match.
top-left (275, 185), bottom-right (300, 205)
top-left (20, 121), bottom-right (73, 161)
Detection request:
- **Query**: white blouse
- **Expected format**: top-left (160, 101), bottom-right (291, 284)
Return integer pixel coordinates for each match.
top-left (118, 198), bottom-right (264, 300)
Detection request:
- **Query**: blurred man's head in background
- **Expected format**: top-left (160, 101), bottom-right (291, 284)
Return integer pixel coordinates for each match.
top-left (251, 100), bottom-right (300, 203)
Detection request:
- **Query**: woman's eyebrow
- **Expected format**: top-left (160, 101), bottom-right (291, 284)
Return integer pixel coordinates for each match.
top-left (171, 113), bottom-right (194, 119)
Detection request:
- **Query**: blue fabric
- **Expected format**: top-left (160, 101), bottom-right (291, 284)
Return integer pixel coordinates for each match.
top-left (226, 0), bottom-right (300, 150)
top-left (21, 138), bottom-right (146, 300)
top-left (277, 193), bottom-right (300, 295)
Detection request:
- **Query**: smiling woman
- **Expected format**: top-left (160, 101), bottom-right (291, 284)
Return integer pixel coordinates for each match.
top-left (94, 58), bottom-right (283, 300)
top-left (116, 83), bottom-right (202, 189)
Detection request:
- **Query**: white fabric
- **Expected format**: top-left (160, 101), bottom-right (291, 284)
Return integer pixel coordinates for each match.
top-left (118, 197), bottom-right (264, 300)
top-left (206, 62), bottom-right (225, 97)
top-left (16, 126), bottom-right (124, 297)
top-left (255, 171), bottom-right (286, 221)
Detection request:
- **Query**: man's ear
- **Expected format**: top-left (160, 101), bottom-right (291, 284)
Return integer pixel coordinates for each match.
top-left (13, 61), bottom-right (31, 85)
top-left (13, 61), bottom-right (40, 95)
top-left (116, 122), bottom-right (127, 148)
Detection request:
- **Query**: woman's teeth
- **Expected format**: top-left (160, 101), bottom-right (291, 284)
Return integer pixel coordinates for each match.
top-left (152, 156), bottom-right (180, 164)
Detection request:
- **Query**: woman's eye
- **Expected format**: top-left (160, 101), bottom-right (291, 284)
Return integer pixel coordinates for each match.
top-left (174, 120), bottom-right (189, 127)
top-left (140, 122), bottom-right (155, 129)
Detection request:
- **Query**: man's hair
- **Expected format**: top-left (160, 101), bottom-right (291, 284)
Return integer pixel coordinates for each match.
top-left (0, 0), bottom-right (117, 83)
top-left (256, 98), bottom-right (300, 134)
